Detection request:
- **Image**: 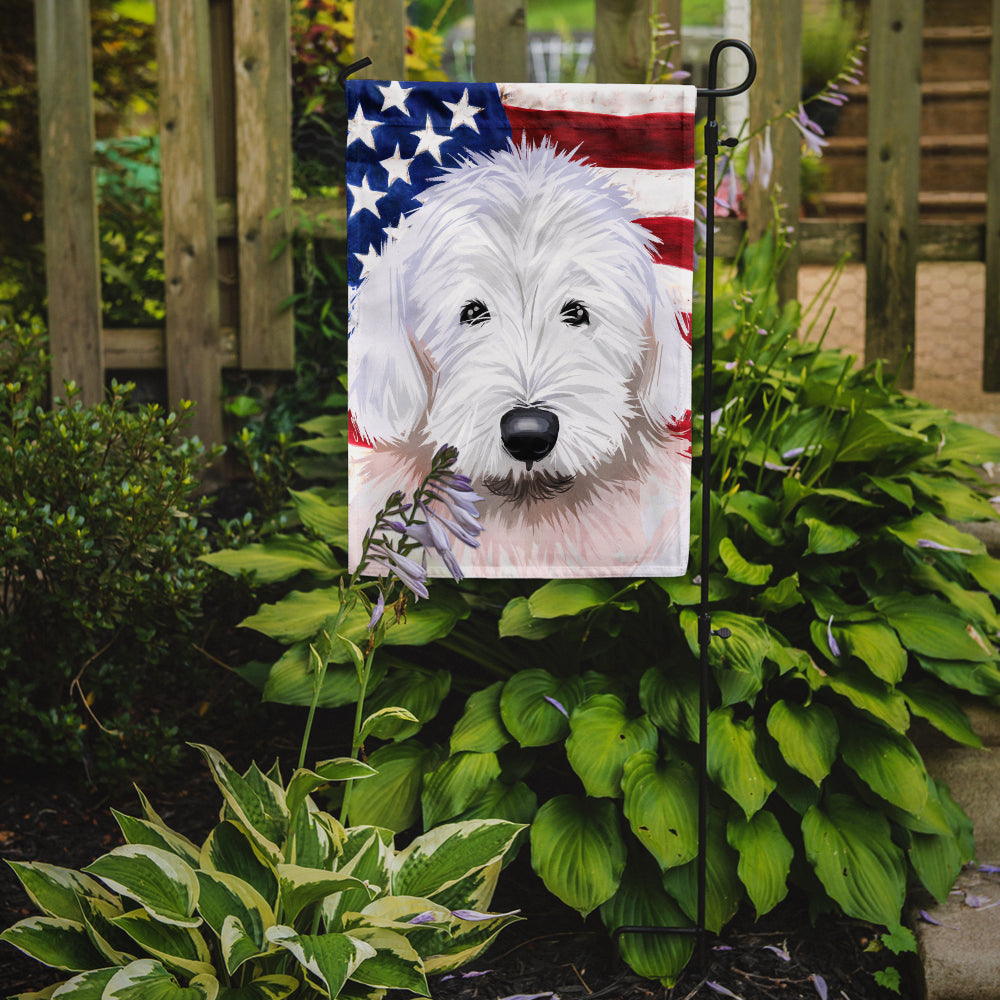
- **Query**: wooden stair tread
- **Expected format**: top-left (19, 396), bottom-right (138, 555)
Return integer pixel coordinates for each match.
top-left (818, 191), bottom-right (987, 207)
top-left (824, 134), bottom-right (989, 154)
top-left (844, 80), bottom-right (991, 102)
top-left (922, 25), bottom-right (992, 42)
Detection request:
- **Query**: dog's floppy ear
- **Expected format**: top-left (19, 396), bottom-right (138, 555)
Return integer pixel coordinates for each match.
top-left (348, 240), bottom-right (430, 445)
top-left (639, 281), bottom-right (692, 425)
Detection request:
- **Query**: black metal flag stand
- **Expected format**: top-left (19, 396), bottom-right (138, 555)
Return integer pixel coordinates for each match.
top-left (612, 38), bottom-right (756, 972)
top-left (340, 38), bottom-right (758, 975)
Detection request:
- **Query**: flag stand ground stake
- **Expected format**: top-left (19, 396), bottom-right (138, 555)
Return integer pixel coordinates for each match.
top-left (339, 39), bottom-right (757, 977)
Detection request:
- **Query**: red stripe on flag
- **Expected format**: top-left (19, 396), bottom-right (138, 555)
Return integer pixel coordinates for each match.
top-left (679, 311), bottom-right (693, 347)
top-left (634, 216), bottom-right (694, 271)
top-left (348, 411), bottom-right (374, 448)
top-left (503, 106), bottom-right (694, 171)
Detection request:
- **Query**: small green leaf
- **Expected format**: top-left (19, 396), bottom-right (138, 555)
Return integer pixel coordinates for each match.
top-left (362, 666), bottom-right (451, 740)
top-left (497, 596), bottom-right (565, 639)
top-left (530, 795), bottom-right (626, 917)
top-left (765, 701), bottom-right (838, 786)
top-left (621, 751), bottom-right (698, 871)
top-left (565, 695), bottom-right (658, 798)
top-left (288, 489), bottom-right (348, 547)
top-left (802, 793), bottom-right (906, 926)
top-left (718, 537), bottom-right (773, 585)
top-left (526, 579), bottom-right (616, 618)
top-left (803, 517), bottom-right (859, 555)
top-left (727, 811), bottom-right (793, 917)
top-left (707, 708), bottom-right (776, 818)
top-left (450, 682), bottom-right (511, 754)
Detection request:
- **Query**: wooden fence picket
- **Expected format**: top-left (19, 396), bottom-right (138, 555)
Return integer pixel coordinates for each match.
top-left (864, 0), bottom-right (924, 390)
top-left (983, 0), bottom-right (1000, 390)
top-left (34, 0), bottom-right (103, 405)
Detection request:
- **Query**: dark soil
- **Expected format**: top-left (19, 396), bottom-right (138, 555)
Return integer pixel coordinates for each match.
top-left (1, 749), bottom-right (915, 1000)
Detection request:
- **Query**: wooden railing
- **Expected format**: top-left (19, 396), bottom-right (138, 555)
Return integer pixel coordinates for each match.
top-left (32, 0), bottom-right (1000, 445)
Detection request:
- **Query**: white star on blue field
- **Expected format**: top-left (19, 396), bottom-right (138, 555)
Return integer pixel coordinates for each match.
top-left (346, 82), bottom-right (515, 286)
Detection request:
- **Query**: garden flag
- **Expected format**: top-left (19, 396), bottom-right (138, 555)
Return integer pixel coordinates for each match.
top-left (347, 80), bottom-right (695, 578)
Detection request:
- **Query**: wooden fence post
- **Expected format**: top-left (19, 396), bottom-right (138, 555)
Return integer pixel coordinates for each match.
top-left (746, 0), bottom-right (801, 306)
top-left (864, 0), bottom-right (923, 389)
top-left (474, 0), bottom-right (527, 82)
top-left (354, 0), bottom-right (406, 79)
top-left (157, 0), bottom-right (223, 445)
top-left (34, 0), bottom-right (104, 405)
top-left (594, 0), bottom-right (652, 84)
top-left (233, 0), bottom-right (294, 370)
top-left (983, 0), bottom-right (1000, 390)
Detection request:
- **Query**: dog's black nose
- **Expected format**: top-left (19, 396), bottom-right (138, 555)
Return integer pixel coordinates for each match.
top-left (501, 407), bottom-right (559, 471)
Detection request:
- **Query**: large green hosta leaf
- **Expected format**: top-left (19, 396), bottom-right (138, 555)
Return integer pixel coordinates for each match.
top-left (621, 751), bottom-right (699, 871)
top-left (802, 794), bottom-right (906, 926)
top-left (886, 512), bottom-right (985, 557)
top-left (707, 708), bottom-right (775, 818)
top-left (421, 751), bottom-right (502, 828)
top-left (346, 740), bottom-right (442, 832)
top-left (450, 681), bottom-right (511, 754)
top-left (526, 579), bottom-right (617, 618)
top-left (838, 718), bottom-right (929, 817)
top-left (599, 853), bottom-right (694, 987)
top-left (200, 535), bottom-right (341, 584)
top-left (530, 795), bottom-right (626, 917)
top-left (900, 680), bottom-right (982, 748)
top-left (875, 593), bottom-right (995, 662)
top-left (639, 664), bottom-right (699, 743)
top-left (362, 667), bottom-right (451, 741)
top-left (718, 537), bottom-right (772, 585)
top-left (831, 621), bottom-right (907, 684)
top-left (727, 811), bottom-right (793, 918)
top-left (765, 700), bottom-right (838, 786)
top-left (565, 695), bottom-right (658, 798)
top-left (660, 810), bottom-right (742, 934)
top-left (499, 670), bottom-right (585, 747)
top-left (680, 611), bottom-right (771, 706)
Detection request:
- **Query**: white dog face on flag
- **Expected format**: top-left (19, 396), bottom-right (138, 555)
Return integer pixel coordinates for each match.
top-left (349, 140), bottom-right (691, 576)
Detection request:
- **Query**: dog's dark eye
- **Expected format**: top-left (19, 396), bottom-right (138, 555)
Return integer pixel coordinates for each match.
top-left (460, 299), bottom-right (490, 326)
top-left (560, 300), bottom-right (590, 327)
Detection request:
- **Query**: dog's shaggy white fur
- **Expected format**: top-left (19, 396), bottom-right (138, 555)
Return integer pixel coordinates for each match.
top-left (349, 140), bottom-right (691, 577)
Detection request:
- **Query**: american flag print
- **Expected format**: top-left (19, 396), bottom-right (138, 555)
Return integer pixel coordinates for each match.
top-left (347, 80), bottom-right (695, 579)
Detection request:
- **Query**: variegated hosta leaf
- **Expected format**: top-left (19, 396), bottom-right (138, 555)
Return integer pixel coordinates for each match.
top-left (276, 864), bottom-right (375, 925)
top-left (77, 894), bottom-right (136, 966)
top-left (83, 846), bottom-right (200, 928)
top-left (110, 908), bottom-right (214, 979)
top-left (112, 810), bottom-right (201, 868)
top-left (46, 966), bottom-right (118, 997)
top-left (499, 669), bottom-right (585, 747)
top-left (621, 751), bottom-right (699, 871)
top-left (765, 700), bottom-right (838, 786)
top-left (102, 958), bottom-right (218, 999)
top-left (727, 810), bottom-right (793, 918)
top-left (599, 854), bottom-right (694, 987)
top-left (199, 822), bottom-right (278, 910)
top-left (529, 795), bottom-right (626, 917)
top-left (322, 829), bottom-right (393, 931)
top-left (391, 820), bottom-right (524, 901)
top-left (707, 707), bottom-right (776, 819)
top-left (214, 974), bottom-right (299, 1000)
top-left (195, 871), bottom-right (274, 974)
top-left (420, 907), bottom-right (523, 975)
top-left (4, 861), bottom-right (118, 922)
top-left (450, 681), bottom-right (511, 754)
top-left (565, 695), bottom-right (658, 799)
top-left (423, 859), bottom-right (501, 915)
top-left (802, 793), bottom-right (906, 926)
top-left (345, 926), bottom-right (429, 995)
top-left (285, 760), bottom-right (375, 823)
top-left (421, 751), bottom-right (501, 829)
top-left (190, 745), bottom-right (287, 863)
top-left (0, 916), bottom-right (107, 972)
top-left (288, 801), bottom-right (343, 870)
top-left (265, 926), bottom-right (375, 998)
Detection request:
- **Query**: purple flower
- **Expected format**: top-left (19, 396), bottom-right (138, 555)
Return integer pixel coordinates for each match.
top-left (367, 590), bottom-right (385, 630)
top-left (917, 538), bottom-right (973, 554)
top-left (544, 695), bottom-right (569, 718)
top-left (791, 104), bottom-right (828, 157)
top-left (451, 908), bottom-right (520, 921)
top-left (706, 983), bottom-right (742, 999)
top-left (747, 125), bottom-right (774, 191)
top-left (367, 541), bottom-right (429, 600)
top-left (407, 911), bottom-right (438, 925)
top-left (763, 944), bottom-right (790, 961)
top-left (812, 974), bottom-right (828, 1000)
top-left (827, 615), bottom-right (841, 658)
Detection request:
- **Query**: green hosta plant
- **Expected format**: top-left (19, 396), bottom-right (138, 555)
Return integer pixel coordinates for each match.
top-left (1, 743), bottom-right (523, 999)
top-left (341, 234), bottom-right (998, 984)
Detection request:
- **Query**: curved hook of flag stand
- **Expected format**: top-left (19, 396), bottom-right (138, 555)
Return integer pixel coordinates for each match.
top-left (612, 38), bottom-right (756, 974)
top-left (340, 39), bottom-right (758, 976)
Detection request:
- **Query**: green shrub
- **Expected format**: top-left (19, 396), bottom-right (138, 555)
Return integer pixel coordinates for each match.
top-left (0, 317), bottom-right (220, 783)
top-left (211, 232), bottom-right (1000, 985)
top-left (1, 743), bottom-right (524, 998)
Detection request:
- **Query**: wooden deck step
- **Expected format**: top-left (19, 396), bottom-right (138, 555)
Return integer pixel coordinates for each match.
top-left (834, 80), bottom-right (991, 136)
top-left (813, 190), bottom-right (987, 222)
